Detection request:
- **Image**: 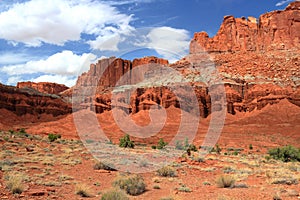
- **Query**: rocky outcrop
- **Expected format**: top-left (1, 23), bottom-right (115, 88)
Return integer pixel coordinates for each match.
top-left (190, 1), bottom-right (300, 53)
top-left (0, 83), bottom-right (71, 116)
top-left (17, 81), bottom-right (69, 95)
top-left (68, 2), bottom-right (300, 117)
top-left (76, 56), bottom-right (169, 89)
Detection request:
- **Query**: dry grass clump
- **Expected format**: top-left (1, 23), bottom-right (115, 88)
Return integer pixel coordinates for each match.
top-left (5, 173), bottom-right (24, 194)
top-left (75, 183), bottom-right (93, 197)
top-left (113, 174), bottom-right (146, 196)
top-left (93, 161), bottom-right (115, 171)
top-left (101, 188), bottom-right (129, 200)
top-left (216, 174), bottom-right (236, 188)
top-left (157, 166), bottom-right (177, 177)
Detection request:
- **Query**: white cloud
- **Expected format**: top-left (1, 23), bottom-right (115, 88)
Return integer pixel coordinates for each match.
top-left (0, 52), bottom-right (37, 65)
top-left (6, 76), bottom-right (24, 85)
top-left (136, 27), bottom-right (190, 62)
top-left (1, 50), bottom-right (97, 76)
top-left (31, 74), bottom-right (77, 87)
top-left (103, 0), bottom-right (155, 6)
top-left (0, 0), bottom-right (133, 47)
top-left (88, 34), bottom-right (121, 51)
top-left (275, 0), bottom-right (293, 6)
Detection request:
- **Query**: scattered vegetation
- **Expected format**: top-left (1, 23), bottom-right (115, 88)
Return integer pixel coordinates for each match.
top-left (101, 188), bottom-right (129, 200)
top-left (157, 138), bottom-right (168, 149)
top-left (157, 166), bottom-right (177, 177)
top-left (113, 174), bottom-right (146, 196)
top-left (211, 144), bottom-right (222, 154)
top-left (75, 183), bottom-right (92, 197)
top-left (267, 145), bottom-right (300, 162)
top-left (153, 184), bottom-right (161, 189)
top-left (119, 134), bottom-right (135, 148)
top-left (48, 133), bottom-right (61, 142)
top-left (271, 177), bottom-right (298, 185)
top-left (177, 184), bottom-right (192, 192)
top-left (5, 173), bottom-right (24, 194)
top-left (93, 161), bottom-right (116, 171)
top-left (216, 174), bottom-right (236, 188)
top-left (249, 144), bottom-right (253, 150)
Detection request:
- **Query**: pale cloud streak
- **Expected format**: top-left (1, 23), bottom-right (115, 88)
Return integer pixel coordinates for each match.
top-left (275, 0), bottom-right (294, 6)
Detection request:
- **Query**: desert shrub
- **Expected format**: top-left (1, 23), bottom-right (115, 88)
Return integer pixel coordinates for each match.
top-left (177, 184), bottom-right (192, 192)
top-left (101, 188), bottom-right (129, 200)
top-left (5, 173), bottom-right (24, 194)
top-left (157, 138), bottom-right (168, 149)
top-left (153, 185), bottom-right (160, 189)
top-left (216, 174), bottom-right (236, 188)
top-left (249, 144), bottom-right (253, 150)
top-left (192, 155), bottom-right (205, 162)
top-left (93, 161), bottom-right (115, 171)
top-left (267, 145), bottom-right (300, 162)
top-left (175, 140), bottom-right (184, 150)
top-left (113, 174), bottom-right (146, 196)
top-left (119, 134), bottom-right (134, 148)
top-left (187, 144), bottom-right (197, 152)
top-left (48, 133), bottom-right (61, 142)
top-left (75, 183), bottom-right (92, 197)
top-left (271, 177), bottom-right (298, 185)
top-left (211, 144), bottom-right (222, 154)
top-left (157, 166), bottom-right (176, 177)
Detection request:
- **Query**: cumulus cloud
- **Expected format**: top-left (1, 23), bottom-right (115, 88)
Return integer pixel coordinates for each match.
top-left (0, 0), bottom-right (133, 47)
top-left (1, 50), bottom-right (97, 76)
top-left (136, 27), bottom-right (190, 62)
top-left (275, 0), bottom-right (294, 6)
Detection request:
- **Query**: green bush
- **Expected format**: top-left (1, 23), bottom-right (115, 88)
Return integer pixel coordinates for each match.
top-left (157, 138), bottom-right (167, 149)
top-left (101, 188), bottom-right (129, 200)
top-left (175, 140), bottom-right (184, 150)
top-left (113, 174), bottom-right (146, 196)
top-left (187, 144), bottom-right (197, 152)
top-left (267, 145), bottom-right (300, 162)
top-left (211, 144), bottom-right (222, 154)
top-left (157, 166), bottom-right (176, 177)
top-left (48, 133), bottom-right (61, 142)
top-left (119, 134), bottom-right (134, 148)
top-left (249, 144), bottom-right (253, 150)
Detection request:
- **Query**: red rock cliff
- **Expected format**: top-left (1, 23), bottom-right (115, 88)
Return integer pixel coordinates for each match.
top-left (0, 83), bottom-right (71, 117)
top-left (17, 81), bottom-right (69, 95)
top-left (190, 1), bottom-right (300, 53)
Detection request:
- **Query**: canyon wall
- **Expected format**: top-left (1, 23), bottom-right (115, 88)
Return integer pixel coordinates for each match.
top-left (0, 83), bottom-right (71, 117)
top-left (190, 1), bottom-right (300, 53)
top-left (17, 81), bottom-right (69, 95)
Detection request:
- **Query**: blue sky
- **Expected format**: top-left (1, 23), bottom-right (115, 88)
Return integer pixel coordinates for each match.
top-left (0, 0), bottom-right (295, 87)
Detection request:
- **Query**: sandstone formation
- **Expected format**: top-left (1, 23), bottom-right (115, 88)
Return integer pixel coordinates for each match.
top-left (0, 83), bottom-right (71, 117)
top-left (17, 81), bottom-right (69, 95)
top-left (72, 2), bottom-right (300, 117)
top-left (1, 3), bottom-right (299, 121)
top-left (190, 1), bottom-right (300, 53)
